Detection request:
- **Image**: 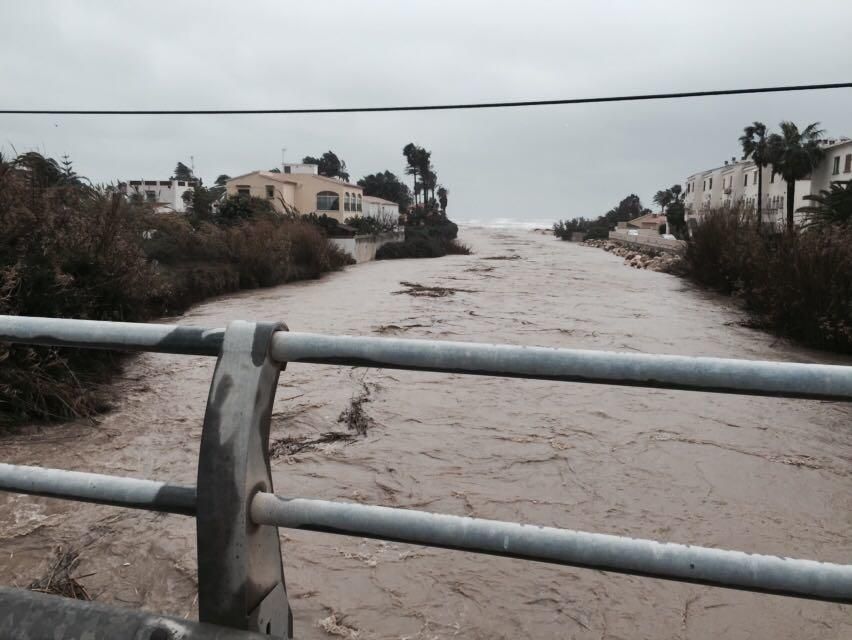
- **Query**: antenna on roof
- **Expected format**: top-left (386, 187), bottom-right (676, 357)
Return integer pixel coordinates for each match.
top-left (281, 147), bottom-right (287, 171)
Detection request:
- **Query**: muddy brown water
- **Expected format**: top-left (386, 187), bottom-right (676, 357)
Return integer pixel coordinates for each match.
top-left (2, 227), bottom-right (851, 639)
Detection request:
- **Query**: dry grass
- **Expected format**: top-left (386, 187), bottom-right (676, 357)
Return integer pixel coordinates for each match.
top-left (393, 281), bottom-right (477, 298)
top-left (684, 208), bottom-right (852, 352)
top-left (269, 431), bottom-right (356, 458)
top-left (338, 382), bottom-right (374, 436)
top-left (28, 546), bottom-right (92, 600)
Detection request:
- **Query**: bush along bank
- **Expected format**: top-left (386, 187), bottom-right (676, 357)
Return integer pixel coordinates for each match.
top-left (681, 208), bottom-right (852, 353)
top-left (0, 153), bottom-right (352, 425)
top-left (376, 208), bottom-right (471, 259)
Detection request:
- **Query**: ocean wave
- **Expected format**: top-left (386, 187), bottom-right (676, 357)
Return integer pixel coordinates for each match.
top-left (456, 218), bottom-right (554, 230)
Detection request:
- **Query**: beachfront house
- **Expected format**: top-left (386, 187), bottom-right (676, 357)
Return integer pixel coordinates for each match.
top-left (225, 164), bottom-right (365, 222)
top-left (120, 178), bottom-right (198, 213)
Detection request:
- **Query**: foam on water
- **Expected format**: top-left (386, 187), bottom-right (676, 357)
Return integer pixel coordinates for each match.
top-left (456, 217), bottom-right (554, 230)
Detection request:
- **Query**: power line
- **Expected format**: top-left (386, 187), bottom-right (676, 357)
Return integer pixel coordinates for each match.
top-left (1, 82), bottom-right (850, 116)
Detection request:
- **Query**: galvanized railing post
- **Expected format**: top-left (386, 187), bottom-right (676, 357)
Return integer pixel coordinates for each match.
top-left (197, 320), bottom-right (292, 637)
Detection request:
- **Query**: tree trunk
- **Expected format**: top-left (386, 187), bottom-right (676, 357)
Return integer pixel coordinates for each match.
top-left (756, 165), bottom-right (763, 231)
top-left (786, 180), bottom-right (796, 232)
top-left (412, 171), bottom-right (418, 206)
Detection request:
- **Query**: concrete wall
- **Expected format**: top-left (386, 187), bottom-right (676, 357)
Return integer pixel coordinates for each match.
top-left (331, 230), bottom-right (405, 263)
top-left (609, 230), bottom-right (686, 254)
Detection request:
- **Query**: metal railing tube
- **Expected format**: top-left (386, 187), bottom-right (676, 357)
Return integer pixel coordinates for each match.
top-left (0, 463), bottom-right (195, 516)
top-left (0, 315), bottom-right (224, 356)
top-left (1, 316), bottom-right (850, 399)
top-left (251, 492), bottom-right (852, 603)
top-left (274, 332), bottom-right (852, 400)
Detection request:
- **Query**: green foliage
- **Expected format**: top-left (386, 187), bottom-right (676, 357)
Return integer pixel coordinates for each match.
top-left (552, 218), bottom-right (591, 240)
top-left (357, 170), bottom-right (412, 211)
top-left (766, 121), bottom-right (825, 231)
top-left (552, 194), bottom-right (652, 241)
top-left (684, 208), bottom-right (852, 351)
top-left (302, 151), bottom-right (349, 181)
top-left (402, 143), bottom-right (437, 208)
top-left (739, 121), bottom-right (770, 225)
top-left (437, 186), bottom-right (448, 214)
top-left (800, 180), bottom-right (852, 229)
top-left (215, 194), bottom-right (275, 226)
top-left (344, 215), bottom-right (397, 234)
top-left (376, 220), bottom-right (467, 260)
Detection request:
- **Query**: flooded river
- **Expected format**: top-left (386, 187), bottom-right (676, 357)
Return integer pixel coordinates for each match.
top-left (2, 227), bottom-right (851, 638)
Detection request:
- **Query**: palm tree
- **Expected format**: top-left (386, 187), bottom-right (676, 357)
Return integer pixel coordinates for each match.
top-left (402, 143), bottom-right (419, 205)
top-left (766, 121), bottom-right (825, 232)
top-left (437, 186), bottom-right (448, 215)
top-left (739, 122), bottom-right (770, 229)
top-left (652, 189), bottom-right (673, 213)
top-left (799, 180), bottom-right (852, 229)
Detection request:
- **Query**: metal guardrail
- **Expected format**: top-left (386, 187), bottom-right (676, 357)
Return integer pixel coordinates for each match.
top-left (0, 315), bottom-right (851, 638)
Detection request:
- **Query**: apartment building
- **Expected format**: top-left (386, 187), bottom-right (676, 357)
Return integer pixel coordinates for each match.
top-left (683, 137), bottom-right (850, 228)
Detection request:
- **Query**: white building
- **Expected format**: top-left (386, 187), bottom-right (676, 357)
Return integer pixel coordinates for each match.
top-left (363, 195), bottom-right (400, 220)
top-left (121, 178), bottom-right (198, 213)
top-left (684, 137), bottom-right (850, 229)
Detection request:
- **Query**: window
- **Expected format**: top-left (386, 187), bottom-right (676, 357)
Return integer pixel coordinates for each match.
top-left (316, 190), bottom-right (339, 211)
top-left (703, 180), bottom-right (706, 191)
top-left (344, 192), bottom-right (350, 212)
top-left (770, 172), bottom-right (775, 183)
top-left (845, 154), bottom-right (852, 173)
top-left (178, 181), bottom-right (186, 186)
top-left (145, 190), bottom-right (156, 202)
top-left (743, 174), bottom-right (748, 186)
top-left (833, 156), bottom-right (840, 175)
top-left (144, 180), bottom-right (157, 186)
top-left (357, 194), bottom-right (362, 212)
top-left (265, 185), bottom-right (275, 199)
top-left (284, 166), bottom-right (291, 173)
top-left (708, 177), bottom-right (712, 189)
top-left (753, 171), bottom-right (757, 184)
top-left (159, 181), bottom-right (170, 186)
top-left (237, 186), bottom-right (250, 197)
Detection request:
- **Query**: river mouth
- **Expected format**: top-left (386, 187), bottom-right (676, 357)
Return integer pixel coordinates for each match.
top-left (2, 227), bottom-right (850, 639)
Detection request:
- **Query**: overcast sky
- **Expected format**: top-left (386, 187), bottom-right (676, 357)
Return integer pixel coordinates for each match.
top-left (2, 1), bottom-right (851, 223)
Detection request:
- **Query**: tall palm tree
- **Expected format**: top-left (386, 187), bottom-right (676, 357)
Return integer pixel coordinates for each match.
top-left (402, 143), bottom-right (419, 205)
top-left (766, 121), bottom-right (825, 232)
top-left (739, 122), bottom-right (770, 229)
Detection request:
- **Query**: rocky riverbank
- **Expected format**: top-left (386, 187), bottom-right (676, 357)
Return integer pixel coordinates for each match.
top-left (581, 238), bottom-right (682, 272)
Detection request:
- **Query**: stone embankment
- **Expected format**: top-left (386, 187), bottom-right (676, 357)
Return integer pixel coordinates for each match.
top-left (582, 238), bottom-right (682, 273)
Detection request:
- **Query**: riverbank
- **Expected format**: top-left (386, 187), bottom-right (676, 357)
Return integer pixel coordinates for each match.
top-left (578, 213), bottom-right (852, 353)
top-left (2, 227), bottom-right (849, 639)
top-left (582, 238), bottom-right (682, 272)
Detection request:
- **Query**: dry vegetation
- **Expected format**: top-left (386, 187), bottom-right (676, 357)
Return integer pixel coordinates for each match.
top-left (0, 153), bottom-right (352, 425)
top-left (683, 208), bottom-right (852, 352)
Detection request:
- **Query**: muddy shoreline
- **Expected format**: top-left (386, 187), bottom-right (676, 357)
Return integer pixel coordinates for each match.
top-left (1, 227), bottom-right (850, 639)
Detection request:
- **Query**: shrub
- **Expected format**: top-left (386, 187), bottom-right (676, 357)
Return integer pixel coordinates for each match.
top-left (376, 220), bottom-right (470, 260)
top-left (684, 208), bottom-right (852, 351)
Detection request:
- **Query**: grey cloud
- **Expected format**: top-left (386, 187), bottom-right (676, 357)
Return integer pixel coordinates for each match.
top-left (2, 0), bottom-right (851, 221)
